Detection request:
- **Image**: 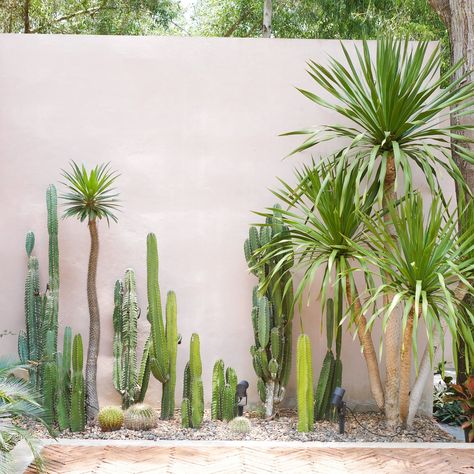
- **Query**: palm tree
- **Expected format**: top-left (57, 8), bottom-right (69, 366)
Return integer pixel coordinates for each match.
top-left (61, 162), bottom-right (119, 419)
top-left (256, 157), bottom-right (385, 409)
top-left (286, 37), bottom-right (474, 426)
top-left (0, 358), bottom-right (51, 473)
top-left (353, 193), bottom-right (474, 426)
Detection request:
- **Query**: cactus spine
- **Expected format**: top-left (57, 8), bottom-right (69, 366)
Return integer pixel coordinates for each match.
top-left (314, 298), bottom-right (343, 420)
top-left (147, 233), bottom-right (179, 420)
top-left (70, 333), bottom-right (86, 432)
top-left (211, 360), bottom-right (238, 421)
top-left (181, 334), bottom-right (204, 428)
top-left (297, 334), bottom-right (314, 432)
top-left (244, 204), bottom-right (294, 417)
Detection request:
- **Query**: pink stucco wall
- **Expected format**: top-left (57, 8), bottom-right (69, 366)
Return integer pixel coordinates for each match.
top-left (0, 35), bottom-right (447, 413)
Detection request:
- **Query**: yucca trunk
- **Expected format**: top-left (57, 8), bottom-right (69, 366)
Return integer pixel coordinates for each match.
top-left (86, 219), bottom-right (100, 419)
top-left (382, 154), bottom-right (401, 427)
top-left (345, 278), bottom-right (384, 409)
top-left (399, 308), bottom-right (415, 426)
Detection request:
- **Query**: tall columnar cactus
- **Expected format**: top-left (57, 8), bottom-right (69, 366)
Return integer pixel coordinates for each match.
top-left (297, 333), bottom-right (314, 432)
top-left (244, 204), bottom-right (294, 417)
top-left (42, 330), bottom-right (57, 423)
top-left (181, 334), bottom-right (204, 429)
top-left (147, 233), bottom-right (179, 420)
top-left (70, 333), bottom-right (86, 432)
top-left (18, 185), bottom-right (60, 390)
top-left (314, 298), bottom-right (343, 421)
top-left (211, 360), bottom-right (238, 422)
top-left (56, 327), bottom-right (72, 431)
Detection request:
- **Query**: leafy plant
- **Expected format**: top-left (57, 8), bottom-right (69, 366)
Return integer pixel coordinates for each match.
top-left (445, 375), bottom-right (474, 442)
top-left (61, 162), bottom-right (120, 419)
top-left (0, 358), bottom-right (51, 473)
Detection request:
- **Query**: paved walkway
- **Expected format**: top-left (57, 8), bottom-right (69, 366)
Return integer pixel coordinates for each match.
top-left (23, 441), bottom-right (474, 473)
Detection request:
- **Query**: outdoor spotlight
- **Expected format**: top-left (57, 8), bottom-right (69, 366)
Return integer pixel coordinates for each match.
top-left (331, 387), bottom-right (346, 435)
top-left (236, 380), bottom-right (249, 416)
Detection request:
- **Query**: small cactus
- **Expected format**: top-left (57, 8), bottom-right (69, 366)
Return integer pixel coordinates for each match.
top-left (124, 403), bottom-right (157, 431)
top-left (98, 406), bottom-right (124, 432)
top-left (211, 360), bottom-right (238, 422)
top-left (228, 417), bottom-right (251, 434)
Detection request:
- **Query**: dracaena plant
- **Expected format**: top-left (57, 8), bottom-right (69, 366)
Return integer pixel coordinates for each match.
top-left (61, 162), bottom-right (120, 419)
top-left (353, 193), bottom-right (474, 426)
top-left (285, 37), bottom-right (474, 427)
top-left (255, 156), bottom-right (385, 408)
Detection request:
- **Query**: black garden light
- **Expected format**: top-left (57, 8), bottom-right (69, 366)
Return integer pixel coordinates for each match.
top-left (331, 387), bottom-right (346, 435)
top-left (236, 380), bottom-right (249, 416)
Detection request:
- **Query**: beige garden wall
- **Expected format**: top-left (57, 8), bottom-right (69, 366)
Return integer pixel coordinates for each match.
top-left (0, 35), bottom-right (449, 414)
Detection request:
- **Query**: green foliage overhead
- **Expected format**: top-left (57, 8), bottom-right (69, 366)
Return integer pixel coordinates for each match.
top-left (61, 161), bottom-right (120, 224)
top-left (1, 0), bottom-right (183, 34)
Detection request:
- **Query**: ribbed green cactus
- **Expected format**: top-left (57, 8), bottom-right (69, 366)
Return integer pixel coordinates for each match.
top-left (211, 360), bottom-right (238, 421)
top-left (147, 233), bottom-right (179, 420)
top-left (181, 334), bottom-right (204, 429)
top-left (70, 333), bottom-right (86, 432)
top-left (244, 205), bottom-right (294, 418)
top-left (56, 327), bottom-right (72, 431)
top-left (124, 403), bottom-right (157, 431)
top-left (18, 185), bottom-right (60, 391)
top-left (42, 330), bottom-right (57, 424)
top-left (228, 416), bottom-right (251, 434)
top-left (98, 406), bottom-right (124, 432)
top-left (314, 298), bottom-right (343, 421)
top-left (297, 334), bottom-right (314, 432)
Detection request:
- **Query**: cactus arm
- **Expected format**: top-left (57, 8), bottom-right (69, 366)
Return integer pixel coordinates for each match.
top-left (137, 337), bottom-right (151, 403)
top-left (70, 333), bottom-right (85, 432)
top-left (297, 334), bottom-right (314, 432)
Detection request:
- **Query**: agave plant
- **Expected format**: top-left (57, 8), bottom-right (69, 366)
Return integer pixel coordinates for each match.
top-left (256, 156), bottom-right (385, 408)
top-left (0, 358), bottom-right (51, 473)
top-left (284, 37), bottom-right (474, 426)
top-left (61, 162), bottom-right (120, 419)
top-left (353, 193), bottom-right (474, 426)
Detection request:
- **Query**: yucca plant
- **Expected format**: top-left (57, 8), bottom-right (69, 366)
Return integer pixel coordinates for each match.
top-left (285, 37), bottom-right (474, 426)
top-left (353, 193), bottom-right (474, 426)
top-left (61, 162), bottom-right (120, 419)
top-left (256, 157), bottom-right (385, 409)
top-left (0, 358), bottom-right (51, 474)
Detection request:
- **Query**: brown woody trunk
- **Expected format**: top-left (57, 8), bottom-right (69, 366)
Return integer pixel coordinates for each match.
top-left (399, 308), bottom-right (415, 426)
top-left (86, 219), bottom-right (100, 419)
top-left (262, 0), bottom-right (272, 38)
top-left (429, 0), bottom-right (474, 386)
top-left (345, 278), bottom-right (385, 409)
top-left (382, 154), bottom-right (401, 427)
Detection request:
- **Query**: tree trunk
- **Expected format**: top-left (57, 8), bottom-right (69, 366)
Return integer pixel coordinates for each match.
top-left (23, 0), bottom-right (30, 33)
top-left (345, 278), bottom-right (385, 409)
top-left (382, 154), bottom-right (401, 428)
top-left (399, 308), bottom-right (415, 427)
top-left (86, 219), bottom-right (100, 419)
top-left (262, 0), bottom-right (272, 38)
top-left (429, 0), bottom-right (474, 387)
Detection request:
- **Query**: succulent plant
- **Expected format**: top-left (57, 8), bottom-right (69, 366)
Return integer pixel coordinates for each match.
top-left (228, 416), bottom-right (251, 434)
top-left (124, 403), bottom-right (157, 431)
top-left (244, 205), bottom-right (294, 418)
top-left (297, 333), bottom-right (314, 432)
top-left (147, 233), bottom-right (179, 420)
top-left (181, 334), bottom-right (204, 428)
top-left (211, 360), bottom-right (238, 422)
top-left (98, 406), bottom-right (124, 432)
top-left (70, 333), bottom-right (86, 432)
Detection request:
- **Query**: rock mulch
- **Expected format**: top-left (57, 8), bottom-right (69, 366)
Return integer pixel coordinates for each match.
top-left (20, 408), bottom-right (456, 443)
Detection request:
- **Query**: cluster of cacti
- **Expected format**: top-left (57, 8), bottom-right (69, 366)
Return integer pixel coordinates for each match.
top-left (146, 233), bottom-right (179, 420)
top-left (228, 416), bottom-right (251, 434)
top-left (124, 403), bottom-right (157, 431)
top-left (112, 269), bottom-right (150, 409)
top-left (296, 333), bottom-right (314, 432)
top-left (70, 333), bottom-right (86, 432)
top-left (98, 406), bottom-right (124, 431)
top-left (18, 185), bottom-right (60, 390)
top-left (244, 204), bottom-right (294, 417)
top-left (181, 334), bottom-right (204, 429)
top-left (211, 360), bottom-right (238, 422)
top-left (314, 298), bottom-right (343, 421)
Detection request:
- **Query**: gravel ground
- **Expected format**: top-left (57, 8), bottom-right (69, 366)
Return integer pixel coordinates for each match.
top-left (20, 409), bottom-right (456, 443)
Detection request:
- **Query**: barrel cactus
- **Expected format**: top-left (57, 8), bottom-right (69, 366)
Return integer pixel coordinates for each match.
top-left (228, 416), bottom-right (251, 434)
top-left (244, 204), bottom-right (294, 418)
top-left (147, 233), bottom-right (179, 420)
top-left (98, 406), bottom-right (124, 432)
top-left (124, 403), bottom-right (157, 431)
